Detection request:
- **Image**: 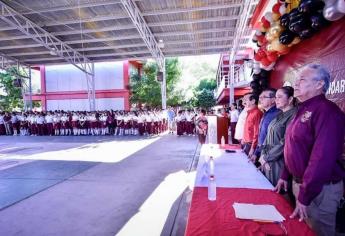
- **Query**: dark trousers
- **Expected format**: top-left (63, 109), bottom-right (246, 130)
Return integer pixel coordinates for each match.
top-left (242, 142), bottom-right (252, 156)
top-left (198, 134), bottom-right (206, 144)
top-left (230, 122), bottom-right (239, 144)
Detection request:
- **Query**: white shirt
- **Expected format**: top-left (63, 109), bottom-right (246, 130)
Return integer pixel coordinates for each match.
top-left (230, 109), bottom-right (240, 123)
top-left (37, 116), bottom-right (45, 124)
top-left (30, 116), bottom-right (37, 124)
top-left (53, 115), bottom-right (60, 122)
top-left (11, 115), bottom-right (18, 123)
top-left (234, 109), bottom-right (248, 140)
top-left (0, 115), bottom-right (4, 124)
top-left (45, 115), bottom-right (53, 123)
top-left (146, 115), bottom-right (152, 122)
top-left (72, 115), bottom-right (79, 121)
top-left (61, 116), bottom-right (68, 122)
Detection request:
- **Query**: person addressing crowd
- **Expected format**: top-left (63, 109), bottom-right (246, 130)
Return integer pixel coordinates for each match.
top-left (274, 64), bottom-right (345, 236)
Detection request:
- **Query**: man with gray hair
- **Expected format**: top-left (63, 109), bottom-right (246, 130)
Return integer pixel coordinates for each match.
top-left (274, 64), bottom-right (345, 235)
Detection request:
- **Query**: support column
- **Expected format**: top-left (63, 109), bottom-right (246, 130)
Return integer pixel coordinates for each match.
top-left (229, 63), bottom-right (235, 106)
top-left (40, 65), bottom-right (47, 111)
top-left (29, 67), bottom-right (33, 111)
top-left (161, 58), bottom-right (167, 110)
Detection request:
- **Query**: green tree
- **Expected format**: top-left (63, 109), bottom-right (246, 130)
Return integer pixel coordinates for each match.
top-left (192, 78), bottom-right (217, 109)
top-left (130, 58), bottom-right (184, 108)
top-left (0, 70), bottom-right (23, 111)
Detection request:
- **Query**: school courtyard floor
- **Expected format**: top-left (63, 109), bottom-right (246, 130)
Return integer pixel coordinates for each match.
top-left (0, 134), bottom-right (200, 236)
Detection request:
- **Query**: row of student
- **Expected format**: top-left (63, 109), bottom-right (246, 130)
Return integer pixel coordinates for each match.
top-left (233, 64), bottom-right (344, 236)
top-left (0, 110), bottom-right (168, 136)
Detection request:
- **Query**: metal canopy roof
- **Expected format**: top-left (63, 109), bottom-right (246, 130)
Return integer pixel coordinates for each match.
top-left (0, 0), bottom-right (258, 67)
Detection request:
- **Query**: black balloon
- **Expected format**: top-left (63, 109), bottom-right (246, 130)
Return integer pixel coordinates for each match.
top-left (310, 13), bottom-right (330, 30)
top-left (289, 16), bottom-right (309, 33)
top-left (280, 14), bottom-right (290, 28)
top-left (279, 30), bottom-right (296, 44)
top-left (288, 8), bottom-right (301, 21)
top-left (299, 28), bottom-right (315, 39)
top-left (298, 0), bottom-right (325, 14)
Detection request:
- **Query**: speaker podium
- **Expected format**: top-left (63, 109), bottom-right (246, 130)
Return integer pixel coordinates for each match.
top-left (207, 115), bottom-right (229, 144)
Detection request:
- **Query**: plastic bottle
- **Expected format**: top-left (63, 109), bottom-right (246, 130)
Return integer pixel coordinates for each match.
top-left (209, 156), bottom-right (215, 176)
top-left (221, 136), bottom-right (225, 145)
top-left (208, 175), bottom-right (216, 201)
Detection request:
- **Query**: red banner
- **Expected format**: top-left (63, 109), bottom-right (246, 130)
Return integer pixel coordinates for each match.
top-left (270, 17), bottom-right (345, 112)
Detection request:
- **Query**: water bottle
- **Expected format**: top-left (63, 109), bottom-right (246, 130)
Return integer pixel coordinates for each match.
top-left (209, 156), bottom-right (215, 176)
top-left (208, 175), bottom-right (216, 201)
top-left (221, 136), bottom-right (225, 145)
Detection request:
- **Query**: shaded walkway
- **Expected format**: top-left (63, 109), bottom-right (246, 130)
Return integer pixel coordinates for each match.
top-left (0, 135), bottom-right (199, 236)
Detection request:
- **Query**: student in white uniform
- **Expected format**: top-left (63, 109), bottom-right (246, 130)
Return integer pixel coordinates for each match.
top-left (71, 112), bottom-right (79, 136)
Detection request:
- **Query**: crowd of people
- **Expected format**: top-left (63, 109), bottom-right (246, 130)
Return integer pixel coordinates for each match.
top-left (228, 64), bottom-right (344, 236)
top-left (0, 110), bottom-right (169, 136)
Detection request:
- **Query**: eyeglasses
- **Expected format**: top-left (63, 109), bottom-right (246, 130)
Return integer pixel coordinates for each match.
top-left (259, 96), bottom-right (274, 99)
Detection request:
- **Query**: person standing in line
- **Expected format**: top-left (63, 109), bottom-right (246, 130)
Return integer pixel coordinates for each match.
top-left (3, 112), bottom-right (12, 135)
top-left (250, 88), bottom-right (280, 164)
top-left (196, 109), bottom-right (208, 145)
top-left (242, 93), bottom-right (263, 155)
top-left (259, 86), bottom-right (297, 186)
top-left (229, 103), bottom-right (239, 144)
top-left (274, 64), bottom-right (345, 236)
top-left (235, 98), bottom-right (248, 144)
top-left (11, 112), bottom-right (19, 136)
top-left (167, 106), bottom-right (175, 134)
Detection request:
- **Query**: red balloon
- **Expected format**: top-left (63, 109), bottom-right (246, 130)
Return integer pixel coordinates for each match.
top-left (261, 17), bottom-right (271, 28)
top-left (257, 48), bottom-right (267, 58)
top-left (254, 53), bottom-right (262, 61)
top-left (257, 34), bottom-right (265, 42)
top-left (261, 57), bottom-right (271, 67)
top-left (262, 20), bottom-right (270, 28)
top-left (267, 52), bottom-right (278, 62)
top-left (272, 3), bottom-right (281, 13)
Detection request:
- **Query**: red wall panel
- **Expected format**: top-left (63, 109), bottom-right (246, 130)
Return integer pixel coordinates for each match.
top-left (270, 17), bottom-right (345, 112)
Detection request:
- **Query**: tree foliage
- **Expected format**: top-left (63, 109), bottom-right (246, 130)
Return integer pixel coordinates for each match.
top-left (192, 78), bottom-right (217, 109)
top-left (130, 58), bottom-right (183, 108)
top-left (0, 69), bottom-right (23, 111)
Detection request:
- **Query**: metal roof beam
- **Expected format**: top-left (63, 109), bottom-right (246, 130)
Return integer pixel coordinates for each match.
top-left (0, 1), bottom-right (93, 75)
top-left (7, 35), bottom-right (242, 57)
top-left (0, 2), bottom-right (242, 31)
top-left (0, 25), bottom-right (241, 47)
top-left (120, 0), bottom-right (164, 70)
top-left (0, 52), bottom-right (29, 71)
top-left (2, 0), bottom-right (122, 16)
top-left (0, 15), bottom-right (241, 42)
top-left (22, 44), bottom-right (247, 62)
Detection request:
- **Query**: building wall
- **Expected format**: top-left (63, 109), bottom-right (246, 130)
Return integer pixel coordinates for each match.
top-left (46, 98), bottom-right (124, 111)
top-left (45, 62), bottom-right (124, 92)
top-left (33, 60), bottom-right (131, 111)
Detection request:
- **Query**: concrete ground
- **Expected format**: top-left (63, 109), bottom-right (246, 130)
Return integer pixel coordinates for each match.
top-left (0, 134), bottom-right (200, 236)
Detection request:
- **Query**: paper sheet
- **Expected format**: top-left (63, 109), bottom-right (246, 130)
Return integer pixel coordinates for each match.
top-left (233, 203), bottom-right (285, 222)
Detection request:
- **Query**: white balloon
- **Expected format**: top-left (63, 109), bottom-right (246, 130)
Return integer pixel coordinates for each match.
top-left (323, 5), bottom-right (345, 21)
top-left (337, 0), bottom-right (345, 13)
top-left (265, 12), bottom-right (273, 23)
top-left (279, 5), bottom-right (286, 15)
